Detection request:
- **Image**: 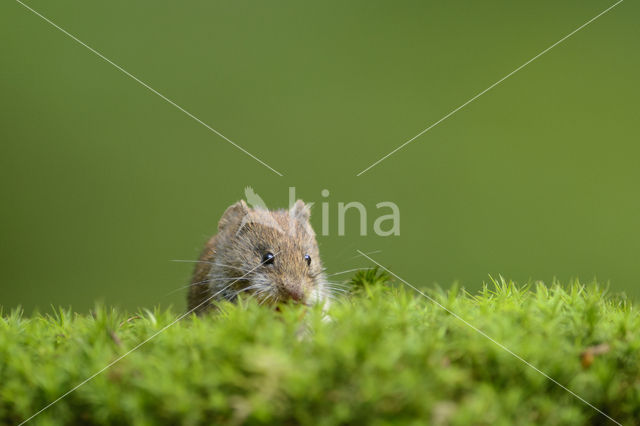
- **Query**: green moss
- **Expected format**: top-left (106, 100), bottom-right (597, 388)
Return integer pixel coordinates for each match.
top-left (1, 273), bottom-right (639, 425)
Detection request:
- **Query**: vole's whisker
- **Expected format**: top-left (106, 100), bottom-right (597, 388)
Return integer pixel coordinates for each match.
top-left (205, 277), bottom-right (244, 283)
top-left (324, 282), bottom-right (350, 289)
top-left (173, 259), bottom-right (251, 273)
top-left (258, 293), bottom-right (274, 306)
top-left (324, 282), bottom-right (349, 290)
top-left (347, 250), bottom-right (382, 261)
top-left (324, 287), bottom-right (349, 294)
top-left (324, 293), bottom-right (339, 302)
top-left (189, 277), bottom-right (244, 289)
top-left (324, 279), bottom-right (349, 285)
top-left (325, 289), bottom-right (348, 295)
top-left (165, 277), bottom-right (219, 296)
top-left (257, 287), bottom-right (273, 300)
top-left (209, 264), bottom-right (252, 273)
top-left (233, 282), bottom-right (262, 291)
top-left (230, 284), bottom-right (264, 298)
top-left (246, 289), bottom-right (263, 302)
top-left (164, 284), bottom-right (195, 296)
top-left (327, 268), bottom-right (369, 277)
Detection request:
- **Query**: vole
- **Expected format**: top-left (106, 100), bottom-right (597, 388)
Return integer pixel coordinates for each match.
top-left (188, 199), bottom-right (330, 314)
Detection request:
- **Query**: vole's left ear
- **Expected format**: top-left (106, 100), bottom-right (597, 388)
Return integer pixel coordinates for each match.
top-left (289, 199), bottom-right (311, 223)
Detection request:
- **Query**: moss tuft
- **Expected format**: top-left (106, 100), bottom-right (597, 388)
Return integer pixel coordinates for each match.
top-left (1, 274), bottom-right (639, 425)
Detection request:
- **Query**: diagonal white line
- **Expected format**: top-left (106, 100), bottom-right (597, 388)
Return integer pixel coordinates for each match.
top-left (356, 250), bottom-right (622, 425)
top-left (18, 253), bottom-right (280, 425)
top-left (14, 0), bottom-right (284, 177)
top-left (356, 0), bottom-right (624, 176)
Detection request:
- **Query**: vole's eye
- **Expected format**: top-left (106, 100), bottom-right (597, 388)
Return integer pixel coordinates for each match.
top-left (262, 252), bottom-right (275, 265)
top-left (304, 254), bottom-right (311, 266)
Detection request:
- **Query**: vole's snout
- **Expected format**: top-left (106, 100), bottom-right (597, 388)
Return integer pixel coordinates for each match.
top-left (282, 283), bottom-right (306, 303)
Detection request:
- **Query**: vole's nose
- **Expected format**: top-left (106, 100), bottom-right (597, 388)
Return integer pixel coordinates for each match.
top-left (284, 285), bottom-right (305, 303)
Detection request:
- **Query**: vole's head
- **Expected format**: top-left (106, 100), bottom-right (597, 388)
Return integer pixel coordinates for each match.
top-left (213, 199), bottom-right (327, 306)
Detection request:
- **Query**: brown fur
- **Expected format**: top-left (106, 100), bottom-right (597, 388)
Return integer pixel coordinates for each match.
top-left (187, 200), bottom-right (329, 314)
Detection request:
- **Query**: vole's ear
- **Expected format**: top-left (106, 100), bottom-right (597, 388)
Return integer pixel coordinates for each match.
top-left (289, 199), bottom-right (311, 223)
top-left (218, 200), bottom-right (249, 232)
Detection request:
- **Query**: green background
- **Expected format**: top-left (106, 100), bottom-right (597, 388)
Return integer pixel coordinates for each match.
top-left (1, 0), bottom-right (638, 313)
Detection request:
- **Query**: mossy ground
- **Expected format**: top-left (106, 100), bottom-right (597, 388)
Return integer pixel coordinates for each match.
top-left (1, 270), bottom-right (639, 425)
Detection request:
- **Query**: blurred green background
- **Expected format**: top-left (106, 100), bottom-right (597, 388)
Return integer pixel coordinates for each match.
top-left (1, 0), bottom-right (638, 313)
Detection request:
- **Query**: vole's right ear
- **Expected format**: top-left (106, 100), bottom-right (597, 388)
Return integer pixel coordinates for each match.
top-left (218, 200), bottom-right (249, 232)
